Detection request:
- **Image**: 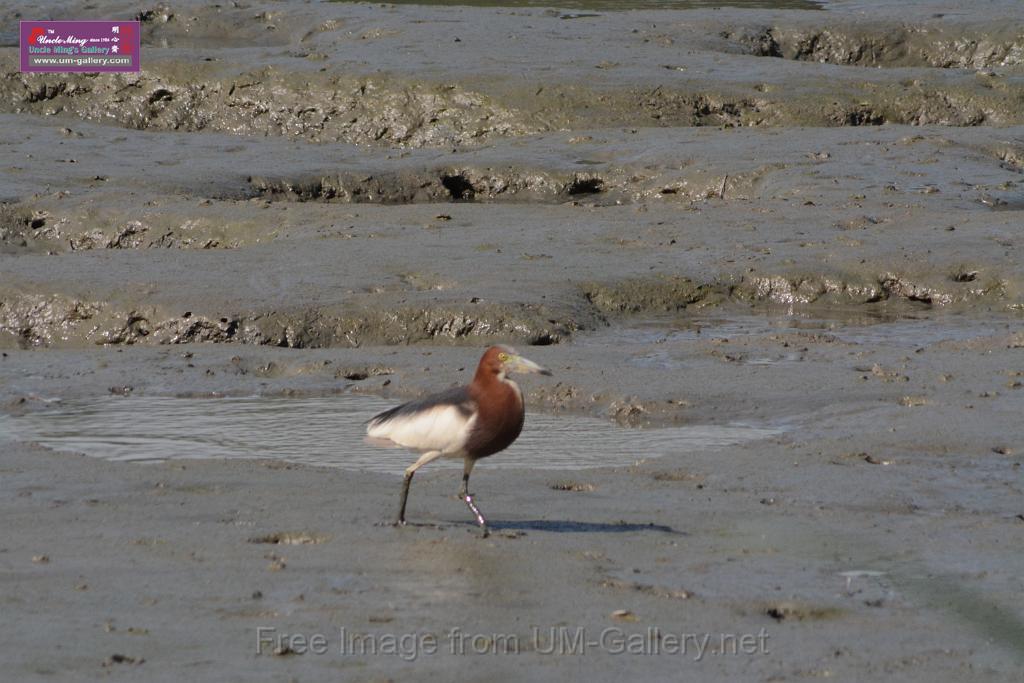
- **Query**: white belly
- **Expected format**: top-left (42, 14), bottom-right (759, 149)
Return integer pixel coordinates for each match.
top-left (366, 404), bottom-right (476, 455)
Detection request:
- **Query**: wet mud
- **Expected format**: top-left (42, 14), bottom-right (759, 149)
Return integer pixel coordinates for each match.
top-left (3, 3), bottom-right (1024, 144)
top-left (1, 0), bottom-right (1023, 681)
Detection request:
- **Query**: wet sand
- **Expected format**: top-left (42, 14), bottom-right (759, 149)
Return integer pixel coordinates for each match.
top-left (2, 0), bottom-right (1023, 680)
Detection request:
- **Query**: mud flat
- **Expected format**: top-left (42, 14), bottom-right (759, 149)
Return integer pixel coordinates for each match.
top-left (1, 0), bottom-right (1023, 680)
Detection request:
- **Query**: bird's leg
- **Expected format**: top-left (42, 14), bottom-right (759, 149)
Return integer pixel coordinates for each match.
top-left (460, 459), bottom-right (489, 538)
top-left (394, 450), bottom-right (443, 527)
top-left (395, 472), bottom-right (413, 526)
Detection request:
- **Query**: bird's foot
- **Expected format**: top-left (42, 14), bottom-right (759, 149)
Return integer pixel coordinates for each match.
top-left (390, 519), bottom-right (407, 528)
top-left (463, 494), bottom-right (489, 538)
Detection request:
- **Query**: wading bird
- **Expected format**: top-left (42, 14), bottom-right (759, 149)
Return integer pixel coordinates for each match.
top-left (366, 345), bottom-right (551, 537)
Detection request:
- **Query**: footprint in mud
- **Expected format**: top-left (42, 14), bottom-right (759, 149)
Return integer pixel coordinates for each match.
top-left (247, 531), bottom-right (329, 545)
top-left (549, 481), bottom-right (597, 492)
top-left (765, 601), bottom-right (844, 622)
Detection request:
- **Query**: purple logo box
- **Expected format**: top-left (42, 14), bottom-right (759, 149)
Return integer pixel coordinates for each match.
top-left (20, 21), bottom-right (140, 73)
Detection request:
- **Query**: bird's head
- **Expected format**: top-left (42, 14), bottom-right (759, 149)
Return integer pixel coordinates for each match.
top-left (479, 345), bottom-right (552, 379)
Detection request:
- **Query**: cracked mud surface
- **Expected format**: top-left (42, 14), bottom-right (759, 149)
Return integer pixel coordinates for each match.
top-left (1, 1), bottom-right (1023, 681)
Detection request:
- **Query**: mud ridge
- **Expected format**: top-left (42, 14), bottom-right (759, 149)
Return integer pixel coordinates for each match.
top-left (247, 163), bottom-right (782, 206)
top-left (732, 270), bottom-right (1013, 308)
top-left (585, 268), bottom-right (1020, 315)
top-left (724, 22), bottom-right (1024, 69)
top-left (3, 265), bottom-right (1016, 350)
top-left (0, 60), bottom-right (539, 148)
top-left (0, 293), bottom-right (581, 349)
top-left (248, 168), bottom-right (606, 204)
top-left (626, 82), bottom-right (1020, 128)
top-left (583, 276), bottom-right (728, 314)
top-left (6, 58), bottom-right (1024, 149)
top-left (0, 207), bottom-right (238, 254)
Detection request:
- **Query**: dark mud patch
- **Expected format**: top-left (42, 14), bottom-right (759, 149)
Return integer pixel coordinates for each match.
top-left (248, 168), bottom-right (606, 204)
top-left (248, 532), bottom-right (329, 545)
top-left (633, 90), bottom-right (777, 128)
top-left (333, 365), bottom-right (394, 381)
top-left (764, 601), bottom-right (844, 622)
top-left (247, 162), bottom-right (782, 205)
top-left (600, 577), bottom-right (692, 600)
top-left (549, 481), bottom-right (597, 492)
top-left (651, 469), bottom-right (705, 483)
top-left (994, 146), bottom-right (1024, 174)
top-left (583, 276), bottom-right (727, 314)
top-left (0, 204), bottom-right (39, 253)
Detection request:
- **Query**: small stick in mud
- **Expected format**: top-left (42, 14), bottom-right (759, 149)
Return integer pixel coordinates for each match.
top-left (366, 346), bottom-right (551, 538)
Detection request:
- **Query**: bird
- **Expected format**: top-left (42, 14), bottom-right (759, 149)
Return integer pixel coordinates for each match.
top-left (366, 345), bottom-right (551, 537)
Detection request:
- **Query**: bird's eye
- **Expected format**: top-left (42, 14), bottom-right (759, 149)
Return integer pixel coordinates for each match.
top-left (498, 352), bottom-right (509, 362)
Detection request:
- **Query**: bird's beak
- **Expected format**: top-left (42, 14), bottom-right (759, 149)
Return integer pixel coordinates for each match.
top-left (509, 354), bottom-right (552, 376)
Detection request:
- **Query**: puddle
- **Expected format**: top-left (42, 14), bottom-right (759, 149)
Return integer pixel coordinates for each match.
top-left (0, 395), bottom-right (781, 475)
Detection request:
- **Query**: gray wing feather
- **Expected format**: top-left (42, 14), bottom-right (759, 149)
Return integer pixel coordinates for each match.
top-left (368, 386), bottom-right (475, 428)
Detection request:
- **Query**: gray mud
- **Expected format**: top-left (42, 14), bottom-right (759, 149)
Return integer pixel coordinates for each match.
top-left (4, 1), bottom-right (1024, 143)
top-left (1, 0), bottom-right (1023, 681)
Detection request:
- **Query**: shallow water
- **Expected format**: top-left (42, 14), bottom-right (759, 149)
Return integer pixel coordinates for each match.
top-left (0, 395), bottom-right (782, 475)
top-left (579, 309), bottom-right (1016, 352)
